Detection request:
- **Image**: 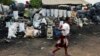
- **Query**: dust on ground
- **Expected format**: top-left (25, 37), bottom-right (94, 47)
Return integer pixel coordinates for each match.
top-left (0, 24), bottom-right (100, 56)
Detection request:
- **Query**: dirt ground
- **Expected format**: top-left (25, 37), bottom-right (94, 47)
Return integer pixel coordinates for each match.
top-left (0, 24), bottom-right (100, 56)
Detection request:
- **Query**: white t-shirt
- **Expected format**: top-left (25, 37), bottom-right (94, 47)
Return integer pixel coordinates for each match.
top-left (61, 23), bottom-right (70, 36)
top-left (59, 21), bottom-right (64, 27)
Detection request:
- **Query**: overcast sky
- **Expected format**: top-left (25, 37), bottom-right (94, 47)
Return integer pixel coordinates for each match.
top-left (85, 0), bottom-right (100, 4)
top-left (15, 0), bottom-right (30, 4)
top-left (15, 0), bottom-right (100, 4)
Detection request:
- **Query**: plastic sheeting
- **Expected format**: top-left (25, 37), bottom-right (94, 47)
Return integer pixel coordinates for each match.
top-left (36, 8), bottom-right (69, 18)
top-left (39, 9), bottom-right (68, 18)
top-left (47, 26), bottom-right (53, 39)
top-left (13, 11), bottom-right (19, 19)
top-left (75, 18), bottom-right (83, 27)
top-left (0, 4), bottom-right (9, 14)
top-left (33, 13), bottom-right (41, 28)
top-left (39, 8), bottom-right (46, 16)
top-left (6, 22), bottom-right (11, 28)
top-left (19, 23), bottom-right (25, 32)
top-left (59, 9), bottom-right (63, 17)
top-left (33, 20), bottom-right (41, 28)
top-left (33, 13), bottom-right (41, 21)
top-left (54, 9), bottom-right (59, 18)
top-left (63, 10), bottom-right (67, 18)
top-left (40, 18), bottom-right (47, 25)
top-left (7, 22), bottom-right (19, 39)
top-left (46, 9), bottom-right (50, 17)
top-left (50, 9), bottom-right (54, 17)
top-left (67, 11), bottom-right (71, 17)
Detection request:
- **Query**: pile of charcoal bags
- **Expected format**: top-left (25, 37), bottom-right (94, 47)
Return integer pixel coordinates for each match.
top-left (89, 2), bottom-right (100, 24)
top-left (0, 17), bottom-right (8, 39)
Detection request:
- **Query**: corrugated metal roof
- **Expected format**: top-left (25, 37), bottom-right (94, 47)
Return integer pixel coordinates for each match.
top-left (42, 0), bottom-right (89, 5)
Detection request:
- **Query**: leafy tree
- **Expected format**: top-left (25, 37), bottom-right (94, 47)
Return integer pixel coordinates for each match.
top-left (30, 0), bottom-right (42, 8)
top-left (0, 0), bottom-right (13, 5)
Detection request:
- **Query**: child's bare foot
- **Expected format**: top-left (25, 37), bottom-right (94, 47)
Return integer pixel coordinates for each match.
top-left (66, 54), bottom-right (71, 56)
top-left (49, 52), bottom-right (55, 56)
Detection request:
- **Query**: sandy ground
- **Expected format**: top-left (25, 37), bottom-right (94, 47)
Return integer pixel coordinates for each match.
top-left (0, 24), bottom-right (100, 56)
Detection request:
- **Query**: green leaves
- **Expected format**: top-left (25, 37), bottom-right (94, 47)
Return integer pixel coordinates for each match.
top-left (0, 0), bottom-right (13, 5)
top-left (30, 0), bottom-right (42, 8)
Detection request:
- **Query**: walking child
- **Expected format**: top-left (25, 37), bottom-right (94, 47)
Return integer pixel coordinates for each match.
top-left (51, 17), bottom-right (71, 56)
